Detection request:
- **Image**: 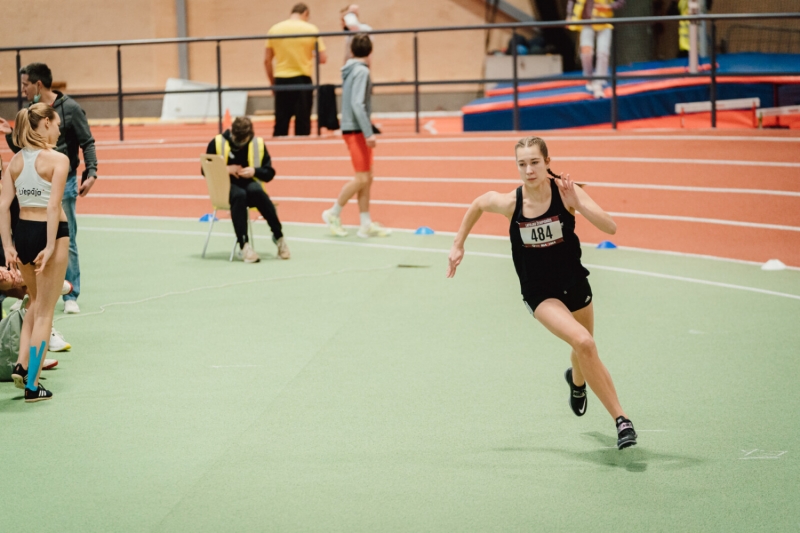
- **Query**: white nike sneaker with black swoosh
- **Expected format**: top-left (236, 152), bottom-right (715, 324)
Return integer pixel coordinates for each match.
top-left (565, 368), bottom-right (587, 417)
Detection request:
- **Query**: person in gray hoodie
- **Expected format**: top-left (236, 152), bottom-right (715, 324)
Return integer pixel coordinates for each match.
top-left (322, 34), bottom-right (390, 239)
top-left (1, 63), bottom-right (98, 315)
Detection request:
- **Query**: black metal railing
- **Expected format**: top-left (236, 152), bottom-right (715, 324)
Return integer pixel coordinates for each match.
top-left (722, 23), bottom-right (800, 54)
top-left (1, 12), bottom-right (798, 139)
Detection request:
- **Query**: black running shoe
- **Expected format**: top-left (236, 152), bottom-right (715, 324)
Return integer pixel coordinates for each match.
top-left (11, 364), bottom-right (27, 390)
top-left (616, 416), bottom-right (637, 449)
top-left (24, 384), bottom-right (53, 403)
top-left (564, 368), bottom-right (587, 417)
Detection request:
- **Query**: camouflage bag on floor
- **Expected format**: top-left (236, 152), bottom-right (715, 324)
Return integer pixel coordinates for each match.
top-left (0, 296), bottom-right (27, 382)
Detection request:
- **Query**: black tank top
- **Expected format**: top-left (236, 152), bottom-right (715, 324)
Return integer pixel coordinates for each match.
top-left (509, 180), bottom-right (589, 293)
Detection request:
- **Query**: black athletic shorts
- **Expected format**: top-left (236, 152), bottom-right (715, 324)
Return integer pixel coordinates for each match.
top-left (15, 219), bottom-right (70, 265)
top-left (522, 277), bottom-right (593, 316)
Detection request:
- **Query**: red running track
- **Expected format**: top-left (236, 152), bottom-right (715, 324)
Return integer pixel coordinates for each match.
top-left (3, 127), bottom-right (799, 266)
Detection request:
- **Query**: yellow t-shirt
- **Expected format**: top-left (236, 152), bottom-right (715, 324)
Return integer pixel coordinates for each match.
top-left (266, 19), bottom-right (326, 78)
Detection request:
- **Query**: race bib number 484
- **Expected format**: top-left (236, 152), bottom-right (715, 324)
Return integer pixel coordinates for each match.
top-left (519, 216), bottom-right (564, 248)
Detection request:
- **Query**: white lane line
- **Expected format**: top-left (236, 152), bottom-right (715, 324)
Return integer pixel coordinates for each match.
top-left (91, 193), bottom-right (209, 199)
top-left (76, 214), bottom-right (800, 270)
top-left (87, 134), bottom-right (800, 148)
top-left (85, 193), bottom-right (800, 231)
top-left (100, 175), bottom-right (203, 181)
top-left (210, 365), bottom-right (266, 368)
top-left (97, 156), bottom-right (800, 167)
top-left (608, 212), bottom-right (800, 232)
top-left (96, 174), bottom-right (800, 197)
top-left (78, 225), bottom-right (800, 301)
top-left (582, 182), bottom-right (800, 197)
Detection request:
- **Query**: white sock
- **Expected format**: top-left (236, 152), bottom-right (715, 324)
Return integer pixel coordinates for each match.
top-left (360, 212), bottom-right (372, 227)
top-left (331, 203), bottom-right (342, 216)
top-left (595, 53), bottom-right (609, 80)
top-left (580, 52), bottom-right (594, 78)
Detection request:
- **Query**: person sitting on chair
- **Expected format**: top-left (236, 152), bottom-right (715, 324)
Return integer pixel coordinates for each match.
top-left (205, 117), bottom-right (289, 262)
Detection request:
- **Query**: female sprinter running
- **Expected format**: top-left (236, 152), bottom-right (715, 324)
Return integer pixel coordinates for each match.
top-left (0, 103), bottom-right (70, 402)
top-left (446, 136), bottom-right (636, 449)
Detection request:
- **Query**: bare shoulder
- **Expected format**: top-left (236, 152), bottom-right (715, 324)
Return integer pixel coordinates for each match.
top-left (7, 151), bottom-right (24, 177)
top-left (479, 189), bottom-right (516, 217)
top-left (41, 149), bottom-right (68, 165)
top-left (33, 149), bottom-right (69, 181)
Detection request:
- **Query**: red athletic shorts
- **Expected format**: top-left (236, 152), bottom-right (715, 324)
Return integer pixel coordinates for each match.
top-left (343, 132), bottom-right (373, 172)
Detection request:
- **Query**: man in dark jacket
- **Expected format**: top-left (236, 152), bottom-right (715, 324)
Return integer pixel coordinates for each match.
top-left (0, 63), bottom-right (98, 315)
top-left (205, 117), bottom-right (289, 262)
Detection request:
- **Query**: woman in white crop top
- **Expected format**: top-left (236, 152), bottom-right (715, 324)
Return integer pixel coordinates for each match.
top-left (0, 102), bottom-right (70, 402)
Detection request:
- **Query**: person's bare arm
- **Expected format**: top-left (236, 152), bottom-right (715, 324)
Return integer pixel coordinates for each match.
top-left (317, 49), bottom-right (328, 65)
top-left (264, 47), bottom-right (275, 87)
top-left (447, 191), bottom-right (515, 278)
top-left (555, 174), bottom-right (616, 235)
top-left (35, 153), bottom-right (70, 274)
top-left (0, 156), bottom-right (17, 270)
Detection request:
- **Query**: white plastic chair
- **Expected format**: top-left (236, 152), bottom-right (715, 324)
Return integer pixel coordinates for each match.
top-left (200, 154), bottom-right (253, 261)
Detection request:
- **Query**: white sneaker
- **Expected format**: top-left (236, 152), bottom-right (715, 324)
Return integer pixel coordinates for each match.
top-left (322, 209), bottom-right (348, 237)
top-left (61, 280), bottom-right (74, 296)
top-left (274, 237), bottom-right (291, 260)
top-left (357, 222), bottom-right (392, 238)
top-left (592, 81), bottom-right (605, 99)
top-left (49, 328), bottom-right (71, 352)
top-left (240, 242), bottom-right (260, 263)
top-left (64, 300), bottom-right (80, 314)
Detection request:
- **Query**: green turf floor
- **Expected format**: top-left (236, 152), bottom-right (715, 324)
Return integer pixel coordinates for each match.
top-left (1, 215), bottom-right (799, 532)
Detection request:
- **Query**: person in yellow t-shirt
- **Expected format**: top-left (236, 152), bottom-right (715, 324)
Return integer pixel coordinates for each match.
top-left (265, 3), bottom-right (328, 137)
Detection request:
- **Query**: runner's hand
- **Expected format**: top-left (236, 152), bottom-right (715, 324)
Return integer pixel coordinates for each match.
top-left (33, 246), bottom-right (53, 275)
top-left (365, 135), bottom-right (377, 148)
top-left (446, 244), bottom-right (464, 278)
top-left (0, 118), bottom-right (11, 135)
top-left (554, 173), bottom-right (580, 211)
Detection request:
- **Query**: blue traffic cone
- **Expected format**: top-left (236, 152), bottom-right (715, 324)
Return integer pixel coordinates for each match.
top-left (199, 213), bottom-right (219, 222)
top-left (596, 240), bottom-right (617, 249)
top-left (414, 226), bottom-right (434, 235)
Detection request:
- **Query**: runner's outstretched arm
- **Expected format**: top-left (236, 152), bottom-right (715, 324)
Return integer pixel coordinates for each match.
top-left (447, 191), bottom-right (514, 278)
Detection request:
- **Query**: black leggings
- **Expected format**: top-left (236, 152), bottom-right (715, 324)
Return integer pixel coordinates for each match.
top-left (273, 76), bottom-right (313, 137)
top-left (230, 180), bottom-right (282, 246)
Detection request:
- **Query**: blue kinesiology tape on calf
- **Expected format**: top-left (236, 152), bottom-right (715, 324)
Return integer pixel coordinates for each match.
top-left (25, 341), bottom-right (47, 392)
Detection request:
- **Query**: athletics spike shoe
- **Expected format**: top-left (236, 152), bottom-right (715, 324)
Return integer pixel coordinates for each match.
top-left (565, 368), bottom-right (587, 416)
top-left (616, 416), bottom-right (638, 450)
top-left (11, 364), bottom-right (27, 390)
top-left (322, 209), bottom-right (348, 237)
top-left (24, 384), bottom-right (53, 403)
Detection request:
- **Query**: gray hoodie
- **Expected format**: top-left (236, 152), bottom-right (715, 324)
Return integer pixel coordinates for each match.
top-left (6, 91), bottom-right (97, 179)
top-left (340, 59), bottom-right (372, 135)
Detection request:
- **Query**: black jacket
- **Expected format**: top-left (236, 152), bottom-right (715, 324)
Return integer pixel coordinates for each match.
top-left (6, 91), bottom-right (98, 179)
top-left (205, 130), bottom-right (276, 184)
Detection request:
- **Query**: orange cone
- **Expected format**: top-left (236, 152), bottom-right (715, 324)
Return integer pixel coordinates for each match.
top-left (222, 108), bottom-right (232, 130)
